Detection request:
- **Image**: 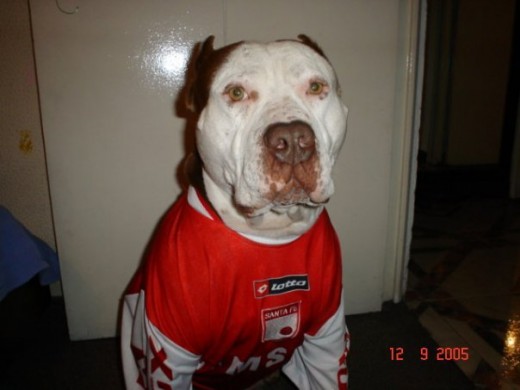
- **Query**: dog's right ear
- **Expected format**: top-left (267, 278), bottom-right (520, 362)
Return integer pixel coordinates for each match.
top-left (185, 35), bottom-right (216, 113)
top-left (197, 35), bottom-right (216, 65)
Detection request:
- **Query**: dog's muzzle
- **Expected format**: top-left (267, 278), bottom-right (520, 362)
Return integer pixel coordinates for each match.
top-left (260, 120), bottom-right (320, 206)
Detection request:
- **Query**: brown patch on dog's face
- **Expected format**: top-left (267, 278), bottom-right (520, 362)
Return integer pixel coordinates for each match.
top-left (186, 36), bottom-right (244, 114)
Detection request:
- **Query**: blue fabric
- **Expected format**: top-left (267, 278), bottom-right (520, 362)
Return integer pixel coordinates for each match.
top-left (0, 206), bottom-right (60, 301)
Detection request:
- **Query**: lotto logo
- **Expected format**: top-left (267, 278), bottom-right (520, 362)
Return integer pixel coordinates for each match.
top-left (254, 275), bottom-right (309, 298)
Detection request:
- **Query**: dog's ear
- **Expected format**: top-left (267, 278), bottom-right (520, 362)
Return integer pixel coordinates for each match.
top-left (297, 34), bottom-right (329, 60)
top-left (297, 34), bottom-right (341, 95)
top-left (194, 35), bottom-right (216, 75)
top-left (185, 36), bottom-right (245, 114)
top-left (185, 35), bottom-right (216, 113)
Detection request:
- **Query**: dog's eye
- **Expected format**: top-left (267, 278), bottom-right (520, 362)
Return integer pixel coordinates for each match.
top-left (226, 86), bottom-right (247, 102)
top-left (307, 81), bottom-right (325, 95)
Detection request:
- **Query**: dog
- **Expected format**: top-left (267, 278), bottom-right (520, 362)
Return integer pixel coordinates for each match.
top-left (121, 35), bottom-right (349, 390)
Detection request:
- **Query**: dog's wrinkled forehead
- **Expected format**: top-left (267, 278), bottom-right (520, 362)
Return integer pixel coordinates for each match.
top-left (187, 35), bottom-right (336, 113)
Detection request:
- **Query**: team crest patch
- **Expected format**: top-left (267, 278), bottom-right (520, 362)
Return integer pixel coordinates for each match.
top-left (254, 275), bottom-right (309, 299)
top-left (261, 302), bottom-right (301, 342)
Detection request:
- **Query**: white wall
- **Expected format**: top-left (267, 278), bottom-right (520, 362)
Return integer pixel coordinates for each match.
top-left (30, 0), bottom-right (414, 340)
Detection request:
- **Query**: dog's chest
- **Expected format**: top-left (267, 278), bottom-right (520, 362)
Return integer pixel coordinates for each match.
top-left (142, 193), bottom-right (342, 385)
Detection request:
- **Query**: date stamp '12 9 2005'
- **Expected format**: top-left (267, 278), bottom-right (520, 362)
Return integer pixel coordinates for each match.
top-left (389, 347), bottom-right (470, 361)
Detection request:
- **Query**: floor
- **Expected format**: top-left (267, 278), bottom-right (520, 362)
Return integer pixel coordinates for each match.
top-left (406, 182), bottom-right (520, 389)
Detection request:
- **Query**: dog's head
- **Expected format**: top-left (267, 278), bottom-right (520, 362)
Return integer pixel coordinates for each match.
top-left (186, 35), bottom-right (348, 237)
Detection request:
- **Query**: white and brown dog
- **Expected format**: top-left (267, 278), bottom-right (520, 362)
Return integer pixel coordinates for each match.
top-left (122, 35), bottom-right (349, 390)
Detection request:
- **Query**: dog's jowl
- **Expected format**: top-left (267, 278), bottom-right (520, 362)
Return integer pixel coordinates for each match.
top-left (121, 35), bottom-right (349, 390)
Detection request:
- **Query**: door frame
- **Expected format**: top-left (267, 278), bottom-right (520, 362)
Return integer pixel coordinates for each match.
top-left (384, 0), bottom-right (426, 302)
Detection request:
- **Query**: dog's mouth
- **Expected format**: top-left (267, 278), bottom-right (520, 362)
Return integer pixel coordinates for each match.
top-left (265, 178), bottom-right (319, 212)
top-left (234, 181), bottom-right (329, 219)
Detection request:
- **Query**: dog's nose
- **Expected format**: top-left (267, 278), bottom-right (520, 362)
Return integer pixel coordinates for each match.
top-left (264, 121), bottom-right (316, 164)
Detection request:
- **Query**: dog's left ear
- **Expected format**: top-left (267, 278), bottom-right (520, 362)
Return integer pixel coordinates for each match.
top-left (297, 34), bottom-right (329, 60)
top-left (297, 34), bottom-right (342, 95)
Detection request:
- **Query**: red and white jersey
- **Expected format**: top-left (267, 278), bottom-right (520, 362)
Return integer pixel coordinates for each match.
top-left (121, 187), bottom-right (349, 390)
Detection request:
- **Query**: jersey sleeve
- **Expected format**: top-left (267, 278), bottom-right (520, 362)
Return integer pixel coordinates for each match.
top-left (121, 290), bottom-right (201, 390)
top-left (282, 292), bottom-right (350, 390)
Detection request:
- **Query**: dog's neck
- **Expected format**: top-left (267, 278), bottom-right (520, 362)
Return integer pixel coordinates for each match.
top-left (201, 170), bottom-right (323, 239)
